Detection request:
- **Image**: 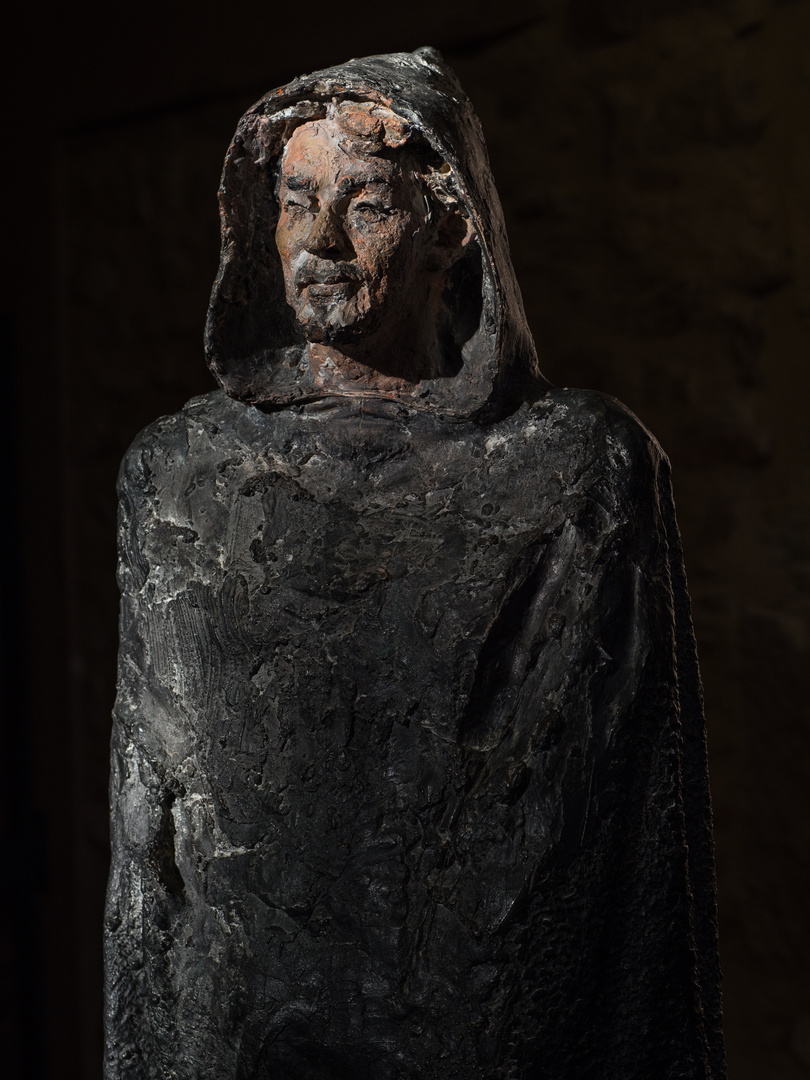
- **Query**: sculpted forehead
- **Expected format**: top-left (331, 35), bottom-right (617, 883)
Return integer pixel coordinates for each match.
top-left (280, 119), bottom-right (406, 193)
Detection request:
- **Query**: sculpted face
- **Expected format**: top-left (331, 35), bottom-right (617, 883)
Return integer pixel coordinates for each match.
top-left (275, 119), bottom-right (431, 351)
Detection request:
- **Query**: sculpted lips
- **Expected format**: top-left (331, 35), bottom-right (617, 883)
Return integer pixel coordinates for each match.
top-left (295, 266), bottom-right (360, 302)
top-left (305, 281), bottom-right (355, 300)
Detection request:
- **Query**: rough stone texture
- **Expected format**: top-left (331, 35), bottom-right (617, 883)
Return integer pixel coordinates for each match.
top-left (104, 50), bottom-right (723, 1080)
top-left (52, 3), bottom-right (810, 1078)
top-left (107, 391), bottom-right (719, 1079)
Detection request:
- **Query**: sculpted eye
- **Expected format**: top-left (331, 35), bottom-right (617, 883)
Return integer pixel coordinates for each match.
top-left (283, 199), bottom-right (312, 216)
top-left (350, 201), bottom-right (394, 222)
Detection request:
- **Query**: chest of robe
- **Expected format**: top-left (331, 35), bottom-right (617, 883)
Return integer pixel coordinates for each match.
top-left (111, 390), bottom-right (715, 1079)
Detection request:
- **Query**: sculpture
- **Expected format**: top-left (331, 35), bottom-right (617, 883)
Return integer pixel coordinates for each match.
top-left (105, 48), bottom-right (726, 1079)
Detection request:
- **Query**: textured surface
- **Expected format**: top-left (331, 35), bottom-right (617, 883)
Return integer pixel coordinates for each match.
top-left (104, 47), bottom-right (724, 1080)
top-left (108, 389), bottom-right (720, 1078)
top-left (37, 6), bottom-right (809, 1079)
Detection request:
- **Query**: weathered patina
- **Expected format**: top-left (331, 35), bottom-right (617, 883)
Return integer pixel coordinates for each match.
top-left (105, 48), bottom-right (725, 1080)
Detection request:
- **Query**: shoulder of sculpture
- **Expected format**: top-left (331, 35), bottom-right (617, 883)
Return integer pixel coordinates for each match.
top-left (523, 386), bottom-right (667, 475)
top-left (117, 390), bottom-right (237, 495)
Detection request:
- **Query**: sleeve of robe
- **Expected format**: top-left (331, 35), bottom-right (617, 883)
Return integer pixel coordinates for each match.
top-left (456, 397), bottom-right (725, 1079)
top-left (104, 421), bottom-right (192, 1080)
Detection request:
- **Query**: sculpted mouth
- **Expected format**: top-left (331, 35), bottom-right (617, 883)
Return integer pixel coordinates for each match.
top-left (301, 278), bottom-right (357, 300)
top-left (306, 280), bottom-right (352, 290)
top-left (297, 268), bottom-right (358, 289)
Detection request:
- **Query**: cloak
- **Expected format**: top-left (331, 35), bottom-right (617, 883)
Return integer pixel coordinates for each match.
top-left (105, 49), bottom-right (725, 1080)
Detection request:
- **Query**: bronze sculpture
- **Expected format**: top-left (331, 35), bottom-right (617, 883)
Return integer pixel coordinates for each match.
top-left (105, 48), bottom-right (725, 1079)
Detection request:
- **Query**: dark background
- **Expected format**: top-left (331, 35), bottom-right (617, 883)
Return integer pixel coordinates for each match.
top-left (2, 1), bottom-right (808, 1077)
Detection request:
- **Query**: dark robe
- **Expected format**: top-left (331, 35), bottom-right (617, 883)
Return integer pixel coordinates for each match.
top-left (105, 48), bottom-right (725, 1080)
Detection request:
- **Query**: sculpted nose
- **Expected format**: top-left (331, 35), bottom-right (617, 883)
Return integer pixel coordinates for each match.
top-left (303, 206), bottom-right (354, 260)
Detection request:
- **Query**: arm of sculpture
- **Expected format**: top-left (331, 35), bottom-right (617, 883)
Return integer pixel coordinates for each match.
top-left (104, 438), bottom-right (185, 1080)
top-left (458, 405), bottom-right (722, 1077)
top-left (513, 421), bottom-right (721, 1078)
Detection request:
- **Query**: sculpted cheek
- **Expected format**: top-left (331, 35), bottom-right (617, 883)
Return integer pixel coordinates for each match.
top-left (355, 221), bottom-right (420, 289)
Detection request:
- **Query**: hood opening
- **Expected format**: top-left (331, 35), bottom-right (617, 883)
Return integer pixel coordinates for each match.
top-left (205, 47), bottom-right (548, 423)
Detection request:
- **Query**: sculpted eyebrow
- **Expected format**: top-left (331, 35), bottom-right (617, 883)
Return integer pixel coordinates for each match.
top-left (338, 175), bottom-right (393, 193)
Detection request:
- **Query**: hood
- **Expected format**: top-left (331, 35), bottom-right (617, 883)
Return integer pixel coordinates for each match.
top-left (205, 47), bottom-right (548, 423)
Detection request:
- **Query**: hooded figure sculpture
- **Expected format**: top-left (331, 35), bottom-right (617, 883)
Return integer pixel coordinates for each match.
top-left (105, 49), bottom-right (726, 1080)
